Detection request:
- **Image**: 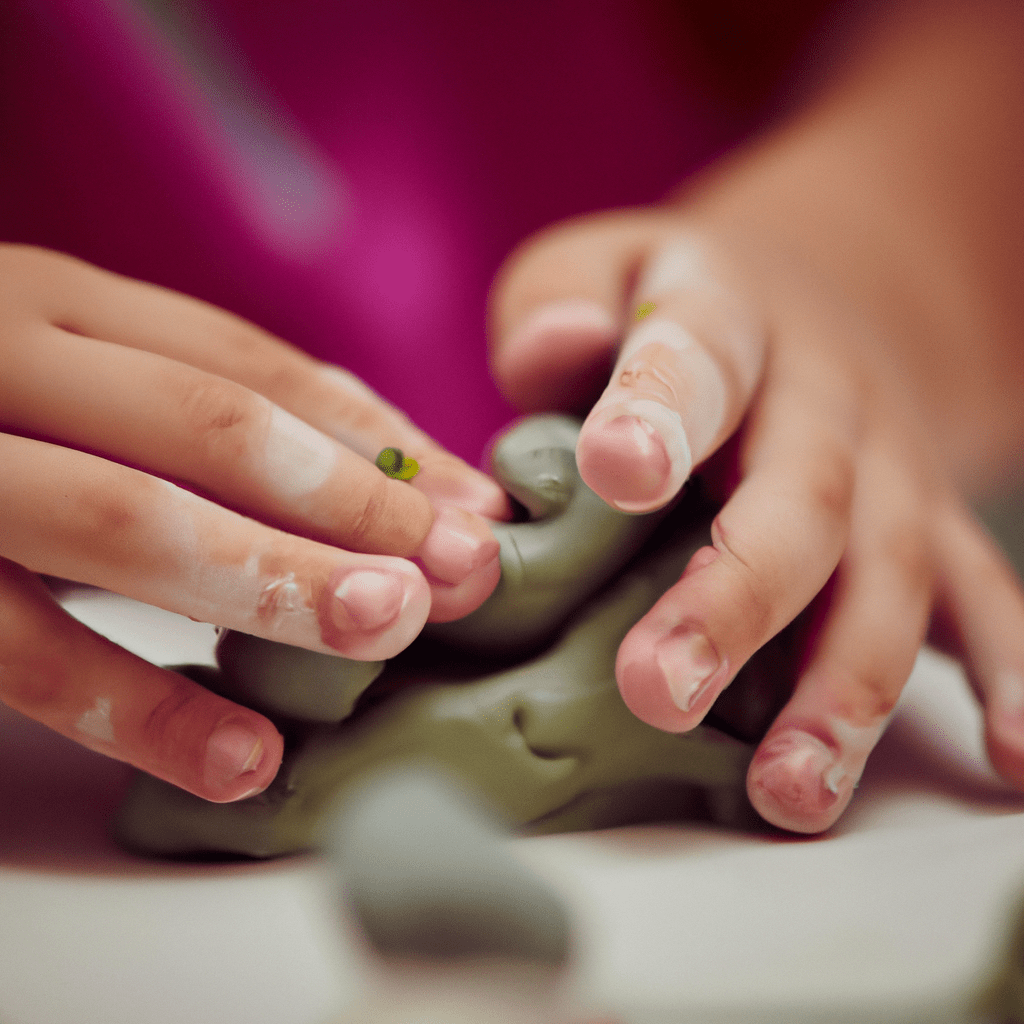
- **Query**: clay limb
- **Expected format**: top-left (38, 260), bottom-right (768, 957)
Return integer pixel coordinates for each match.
top-left (212, 629), bottom-right (384, 724)
top-left (114, 503), bottom-right (779, 859)
top-left (426, 414), bottom-right (671, 654)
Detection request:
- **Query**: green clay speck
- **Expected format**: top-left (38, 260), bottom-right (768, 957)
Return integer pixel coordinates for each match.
top-left (376, 447), bottom-right (420, 480)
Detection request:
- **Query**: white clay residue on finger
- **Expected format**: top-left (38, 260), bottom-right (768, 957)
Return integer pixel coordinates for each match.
top-left (618, 317), bottom-right (698, 361)
top-left (606, 318), bottom-right (728, 469)
top-left (262, 404), bottom-right (338, 500)
top-left (256, 571), bottom-right (314, 637)
top-left (638, 237), bottom-right (725, 299)
top-left (823, 715), bottom-right (890, 794)
top-left (143, 484), bottom-right (331, 653)
top-left (76, 696), bottom-right (115, 744)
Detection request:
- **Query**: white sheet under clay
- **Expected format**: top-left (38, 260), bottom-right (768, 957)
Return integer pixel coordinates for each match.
top-left (0, 585), bottom-right (1022, 1024)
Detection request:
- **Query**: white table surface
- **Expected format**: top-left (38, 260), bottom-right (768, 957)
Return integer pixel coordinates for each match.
top-left (2, 586), bottom-right (1023, 1024)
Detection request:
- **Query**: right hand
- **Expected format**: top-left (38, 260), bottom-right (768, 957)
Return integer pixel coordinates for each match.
top-left (0, 244), bottom-right (508, 802)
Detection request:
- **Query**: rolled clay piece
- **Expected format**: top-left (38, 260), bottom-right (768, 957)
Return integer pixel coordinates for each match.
top-left (113, 502), bottom-right (780, 859)
top-left (327, 767), bottom-right (573, 964)
top-left (212, 629), bottom-right (384, 724)
top-left (426, 414), bottom-right (671, 655)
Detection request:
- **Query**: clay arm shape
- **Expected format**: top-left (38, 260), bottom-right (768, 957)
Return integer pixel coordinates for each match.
top-left (426, 414), bottom-right (671, 655)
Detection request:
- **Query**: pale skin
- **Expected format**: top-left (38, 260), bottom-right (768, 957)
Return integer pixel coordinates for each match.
top-left (5, 0), bottom-right (1024, 832)
top-left (489, 0), bottom-right (1024, 832)
top-left (0, 246), bottom-right (509, 803)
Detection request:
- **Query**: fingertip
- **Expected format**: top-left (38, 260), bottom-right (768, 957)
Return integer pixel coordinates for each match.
top-left (202, 716), bottom-right (284, 803)
top-left (416, 506), bottom-right (500, 586)
top-left (492, 298), bottom-right (618, 411)
top-left (418, 503), bottom-right (502, 621)
top-left (413, 456), bottom-right (513, 521)
top-left (579, 402), bottom-right (691, 512)
top-left (425, 553), bottom-right (502, 623)
top-left (746, 730), bottom-right (850, 834)
top-left (616, 628), bottom-right (701, 733)
top-left (322, 559), bottom-right (431, 660)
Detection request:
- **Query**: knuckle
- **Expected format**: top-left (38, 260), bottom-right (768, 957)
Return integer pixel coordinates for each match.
top-left (245, 353), bottom-right (313, 405)
top-left (805, 447), bottom-right (855, 526)
top-left (0, 654), bottom-right (68, 715)
top-left (710, 512), bottom-right (774, 640)
top-left (343, 475), bottom-right (428, 554)
top-left (880, 515), bottom-right (931, 587)
top-left (72, 479), bottom-right (146, 561)
top-left (332, 392), bottom-right (393, 441)
top-left (141, 676), bottom-right (210, 761)
top-left (849, 668), bottom-right (903, 721)
top-left (180, 376), bottom-right (261, 462)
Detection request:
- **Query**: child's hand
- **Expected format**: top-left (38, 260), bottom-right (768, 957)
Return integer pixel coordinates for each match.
top-left (0, 245), bottom-right (507, 802)
top-left (489, 195), bottom-right (1024, 833)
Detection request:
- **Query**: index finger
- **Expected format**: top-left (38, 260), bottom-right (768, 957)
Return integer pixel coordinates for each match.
top-left (577, 235), bottom-right (765, 512)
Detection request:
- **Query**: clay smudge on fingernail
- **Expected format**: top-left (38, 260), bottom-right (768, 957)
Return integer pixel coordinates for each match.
top-left (754, 731), bottom-right (840, 812)
top-left (657, 629), bottom-right (723, 713)
top-left (263, 404), bottom-right (338, 500)
top-left (823, 715), bottom-right (889, 792)
top-left (75, 696), bottom-right (115, 743)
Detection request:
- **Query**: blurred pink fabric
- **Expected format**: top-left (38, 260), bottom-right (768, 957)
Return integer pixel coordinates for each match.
top-left (0, 0), bottom-right (740, 463)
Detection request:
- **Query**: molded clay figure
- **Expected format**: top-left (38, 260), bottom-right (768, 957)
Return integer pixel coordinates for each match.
top-left (115, 417), bottom-right (792, 858)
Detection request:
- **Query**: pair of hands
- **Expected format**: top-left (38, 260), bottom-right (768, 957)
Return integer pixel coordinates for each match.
top-left (4, 167), bottom-right (1024, 832)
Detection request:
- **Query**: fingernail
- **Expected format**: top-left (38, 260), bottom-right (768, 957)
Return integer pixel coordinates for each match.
top-left (332, 569), bottom-right (406, 631)
top-left (204, 722), bottom-right (265, 791)
top-left (749, 731), bottom-right (842, 825)
top-left (580, 400), bottom-right (691, 512)
top-left (417, 507), bottom-right (500, 585)
top-left (656, 628), bottom-right (723, 713)
top-left (508, 298), bottom-right (617, 349)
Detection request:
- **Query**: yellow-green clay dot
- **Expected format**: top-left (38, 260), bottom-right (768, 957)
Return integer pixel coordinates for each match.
top-left (376, 448), bottom-right (420, 480)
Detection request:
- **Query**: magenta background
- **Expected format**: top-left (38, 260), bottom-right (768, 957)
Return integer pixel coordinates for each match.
top-left (0, 0), bottom-right (742, 463)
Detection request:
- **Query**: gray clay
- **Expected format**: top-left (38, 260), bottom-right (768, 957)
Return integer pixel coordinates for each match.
top-left (213, 629), bottom-right (384, 724)
top-left (114, 415), bottom-right (791, 859)
top-left (326, 768), bottom-right (572, 964)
